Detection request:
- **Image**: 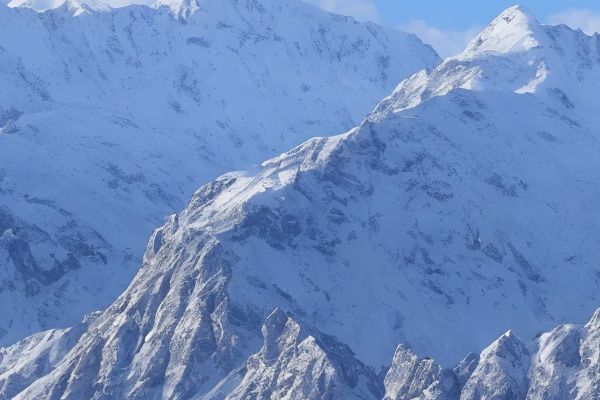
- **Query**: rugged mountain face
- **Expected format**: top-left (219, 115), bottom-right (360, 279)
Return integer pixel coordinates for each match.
top-left (0, 0), bottom-right (438, 345)
top-left (383, 309), bottom-right (600, 400)
top-left (383, 344), bottom-right (458, 400)
top-left (459, 331), bottom-right (531, 399)
top-left (0, 314), bottom-right (96, 398)
top-left (3, 4), bottom-right (600, 399)
top-left (212, 308), bottom-right (384, 400)
top-left (527, 310), bottom-right (600, 399)
top-left (4, 307), bottom-right (600, 399)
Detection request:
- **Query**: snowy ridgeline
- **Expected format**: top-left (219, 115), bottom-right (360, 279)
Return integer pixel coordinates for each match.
top-left (2, 305), bottom-right (600, 399)
top-left (0, 0), bottom-right (439, 345)
top-left (1, 5), bottom-right (600, 399)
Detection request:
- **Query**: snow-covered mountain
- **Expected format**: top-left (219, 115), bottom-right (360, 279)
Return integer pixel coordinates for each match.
top-left (0, 0), bottom-right (438, 345)
top-left (4, 305), bottom-right (600, 399)
top-left (3, 4), bottom-right (600, 399)
top-left (383, 308), bottom-right (600, 400)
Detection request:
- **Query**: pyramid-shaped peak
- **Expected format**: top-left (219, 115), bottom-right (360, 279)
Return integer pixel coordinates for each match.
top-left (483, 330), bottom-right (529, 358)
top-left (498, 5), bottom-right (537, 22)
top-left (463, 5), bottom-right (544, 56)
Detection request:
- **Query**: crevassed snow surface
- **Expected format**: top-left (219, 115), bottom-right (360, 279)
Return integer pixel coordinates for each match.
top-left (0, 0), bottom-right (439, 346)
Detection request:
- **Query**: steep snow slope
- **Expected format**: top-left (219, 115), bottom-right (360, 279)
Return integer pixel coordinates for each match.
top-left (0, 0), bottom-right (438, 345)
top-left (4, 5), bottom-right (600, 399)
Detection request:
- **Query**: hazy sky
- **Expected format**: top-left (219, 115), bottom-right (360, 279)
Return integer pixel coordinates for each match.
top-left (304, 0), bottom-right (600, 56)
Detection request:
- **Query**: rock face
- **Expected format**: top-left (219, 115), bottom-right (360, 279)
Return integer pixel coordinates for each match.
top-left (222, 308), bottom-right (383, 400)
top-left (0, 0), bottom-right (439, 345)
top-left (383, 345), bottom-right (458, 400)
top-left (3, 4), bottom-right (600, 400)
top-left (6, 307), bottom-right (600, 399)
top-left (460, 331), bottom-right (531, 400)
top-left (526, 310), bottom-right (600, 400)
top-left (382, 310), bottom-right (600, 400)
top-left (0, 314), bottom-right (96, 399)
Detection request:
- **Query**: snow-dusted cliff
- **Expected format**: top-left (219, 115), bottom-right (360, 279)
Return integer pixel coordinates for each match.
top-left (2, 5), bottom-right (600, 400)
top-left (0, 0), bottom-right (438, 345)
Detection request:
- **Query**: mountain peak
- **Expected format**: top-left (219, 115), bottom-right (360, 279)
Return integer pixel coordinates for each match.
top-left (499, 4), bottom-right (537, 21)
top-left (153, 0), bottom-right (198, 20)
top-left (7, 0), bottom-right (110, 14)
top-left (487, 330), bottom-right (528, 354)
top-left (463, 5), bottom-right (543, 56)
top-left (587, 308), bottom-right (600, 331)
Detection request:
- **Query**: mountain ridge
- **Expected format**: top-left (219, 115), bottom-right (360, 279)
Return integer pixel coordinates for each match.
top-left (0, 0), bottom-right (438, 346)
top-left (3, 4), bottom-right (600, 399)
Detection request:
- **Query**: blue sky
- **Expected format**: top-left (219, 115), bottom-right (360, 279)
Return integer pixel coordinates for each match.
top-left (375, 1), bottom-right (600, 30)
top-left (305, 0), bottom-right (600, 56)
